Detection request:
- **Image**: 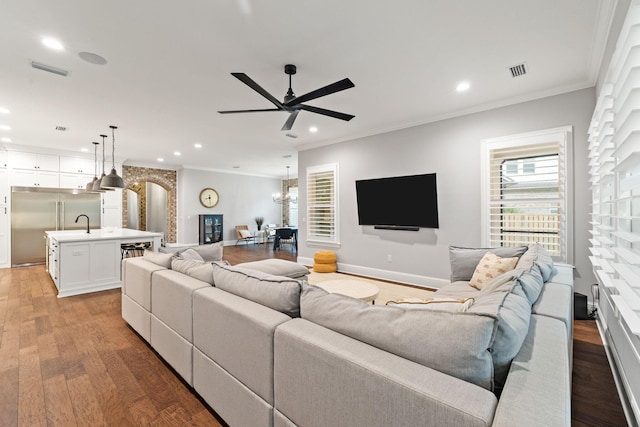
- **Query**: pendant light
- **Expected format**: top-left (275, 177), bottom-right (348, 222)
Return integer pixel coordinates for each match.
top-left (85, 141), bottom-right (100, 190)
top-left (101, 125), bottom-right (125, 189)
top-left (273, 166), bottom-right (298, 204)
top-left (93, 134), bottom-right (113, 191)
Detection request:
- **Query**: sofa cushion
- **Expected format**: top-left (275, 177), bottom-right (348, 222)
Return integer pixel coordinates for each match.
top-left (213, 264), bottom-right (302, 317)
top-left (193, 242), bottom-right (224, 262)
top-left (235, 259), bottom-right (310, 279)
top-left (143, 250), bottom-right (174, 268)
top-left (179, 248), bottom-right (204, 261)
top-left (469, 287), bottom-right (531, 394)
top-left (516, 266), bottom-right (545, 305)
top-left (515, 243), bottom-right (556, 282)
top-left (469, 252), bottom-right (519, 290)
top-left (171, 258), bottom-right (214, 285)
top-left (449, 246), bottom-right (528, 282)
top-left (300, 283), bottom-right (498, 390)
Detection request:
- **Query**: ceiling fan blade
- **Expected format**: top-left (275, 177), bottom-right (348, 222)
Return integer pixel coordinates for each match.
top-left (299, 104), bottom-right (355, 121)
top-left (218, 108), bottom-right (281, 114)
top-left (231, 73), bottom-right (285, 109)
top-left (281, 111), bottom-right (300, 131)
top-left (285, 78), bottom-right (355, 107)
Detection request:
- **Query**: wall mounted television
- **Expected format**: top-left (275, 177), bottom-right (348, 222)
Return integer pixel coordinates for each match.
top-left (355, 173), bottom-right (439, 230)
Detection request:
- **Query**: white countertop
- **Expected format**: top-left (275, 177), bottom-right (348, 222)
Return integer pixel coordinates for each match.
top-left (45, 228), bottom-right (163, 243)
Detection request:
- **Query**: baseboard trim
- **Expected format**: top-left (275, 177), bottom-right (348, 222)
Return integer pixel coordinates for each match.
top-left (298, 257), bottom-right (448, 289)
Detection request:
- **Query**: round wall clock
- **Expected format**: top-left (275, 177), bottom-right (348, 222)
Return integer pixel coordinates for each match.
top-left (199, 187), bottom-right (219, 208)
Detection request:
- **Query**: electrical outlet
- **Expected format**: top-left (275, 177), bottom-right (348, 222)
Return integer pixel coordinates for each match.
top-left (387, 254), bottom-right (392, 262)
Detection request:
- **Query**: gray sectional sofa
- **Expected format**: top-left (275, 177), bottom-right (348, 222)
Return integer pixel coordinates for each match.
top-left (121, 244), bottom-right (573, 427)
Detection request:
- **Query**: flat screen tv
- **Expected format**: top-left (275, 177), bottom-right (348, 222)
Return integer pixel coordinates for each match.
top-left (355, 173), bottom-right (439, 230)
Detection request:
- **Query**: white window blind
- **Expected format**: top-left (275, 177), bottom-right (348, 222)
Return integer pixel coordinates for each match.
top-left (307, 163), bottom-right (339, 245)
top-left (481, 127), bottom-right (573, 263)
top-left (589, 0), bottom-right (640, 342)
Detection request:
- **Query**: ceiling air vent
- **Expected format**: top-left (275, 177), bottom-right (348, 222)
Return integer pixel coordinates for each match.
top-left (30, 60), bottom-right (69, 77)
top-left (55, 126), bottom-right (67, 131)
top-left (508, 63), bottom-right (527, 78)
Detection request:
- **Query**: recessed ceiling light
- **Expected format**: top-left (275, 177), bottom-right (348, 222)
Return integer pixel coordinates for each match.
top-left (0, 125), bottom-right (11, 131)
top-left (157, 157), bottom-right (164, 162)
top-left (456, 81), bottom-right (470, 92)
top-left (0, 107), bottom-right (10, 114)
top-left (309, 126), bottom-right (318, 133)
top-left (42, 38), bottom-right (64, 51)
top-left (80, 147), bottom-right (89, 153)
top-left (1, 137), bottom-right (11, 143)
top-left (173, 151), bottom-right (181, 156)
top-left (78, 52), bottom-right (107, 65)
top-left (194, 143), bottom-right (202, 148)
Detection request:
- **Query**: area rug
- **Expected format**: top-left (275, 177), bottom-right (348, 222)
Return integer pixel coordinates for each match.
top-left (306, 270), bottom-right (434, 305)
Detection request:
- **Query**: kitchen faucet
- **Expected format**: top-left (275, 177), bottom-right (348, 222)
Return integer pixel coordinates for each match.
top-left (75, 214), bottom-right (90, 234)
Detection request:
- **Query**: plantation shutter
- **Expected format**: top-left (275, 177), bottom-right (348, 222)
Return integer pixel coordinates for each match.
top-left (482, 128), bottom-right (572, 263)
top-left (307, 163), bottom-right (339, 244)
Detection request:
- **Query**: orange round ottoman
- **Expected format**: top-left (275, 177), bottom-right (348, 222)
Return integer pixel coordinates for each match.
top-left (313, 250), bottom-right (337, 273)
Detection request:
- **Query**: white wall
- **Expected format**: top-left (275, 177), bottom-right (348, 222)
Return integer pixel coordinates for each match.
top-left (298, 88), bottom-right (596, 295)
top-left (146, 182), bottom-right (167, 234)
top-left (177, 168), bottom-right (281, 244)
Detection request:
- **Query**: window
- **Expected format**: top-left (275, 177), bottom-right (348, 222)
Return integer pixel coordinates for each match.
top-left (288, 187), bottom-right (298, 227)
top-left (481, 127), bottom-right (573, 263)
top-left (307, 163), bottom-right (339, 245)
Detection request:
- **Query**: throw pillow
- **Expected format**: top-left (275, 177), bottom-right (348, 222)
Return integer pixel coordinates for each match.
top-left (449, 245), bottom-right (528, 282)
top-left (193, 241), bottom-right (224, 262)
top-left (469, 252), bottom-right (519, 290)
top-left (143, 250), bottom-right (174, 268)
top-left (179, 248), bottom-right (205, 262)
top-left (239, 229), bottom-right (252, 238)
top-left (386, 297), bottom-right (474, 312)
top-left (171, 258), bottom-right (214, 284)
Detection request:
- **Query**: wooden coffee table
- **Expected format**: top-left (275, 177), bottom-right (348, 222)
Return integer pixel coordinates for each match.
top-left (316, 279), bottom-right (380, 304)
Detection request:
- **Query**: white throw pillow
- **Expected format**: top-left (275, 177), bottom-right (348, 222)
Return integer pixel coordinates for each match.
top-left (239, 229), bottom-right (252, 238)
top-left (469, 252), bottom-right (519, 290)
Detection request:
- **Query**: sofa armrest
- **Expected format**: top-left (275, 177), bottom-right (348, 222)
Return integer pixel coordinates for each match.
top-left (274, 318), bottom-right (497, 427)
top-left (492, 315), bottom-right (570, 427)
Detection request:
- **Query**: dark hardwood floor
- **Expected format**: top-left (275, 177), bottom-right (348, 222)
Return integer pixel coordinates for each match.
top-left (0, 243), bottom-right (629, 426)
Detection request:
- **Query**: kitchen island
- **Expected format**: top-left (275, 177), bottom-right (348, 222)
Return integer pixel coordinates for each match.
top-left (45, 228), bottom-right (163, 298)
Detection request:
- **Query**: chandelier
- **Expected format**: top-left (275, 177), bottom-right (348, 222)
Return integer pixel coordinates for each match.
top-left (273, 166), bottom-right (298, 204)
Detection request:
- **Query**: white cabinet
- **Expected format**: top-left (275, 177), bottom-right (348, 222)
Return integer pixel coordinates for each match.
top-left (10, 169), bottom-right (59, 188)
top-left (0, 151), bottom-right (8, 168)
top-left (0, 169), bottom-right (8, 205)
top-left (47, 238), bottom-right (59, 288)
top-left (55, 239), bottom-right (120, 297)
top-left (102, 188), bottom-right (123, 228)
top-left (60, 173), bottom-right (94, 190)
top-left (59, 156), bottom-right (95, 175)
top-left (9, 151), bottom-right (59, 171)
top-left (0, 203), bottom-right (8, 268)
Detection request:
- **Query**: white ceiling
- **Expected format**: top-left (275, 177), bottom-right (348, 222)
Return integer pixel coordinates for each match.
top-left (0, 0), bottom-right (614, 178)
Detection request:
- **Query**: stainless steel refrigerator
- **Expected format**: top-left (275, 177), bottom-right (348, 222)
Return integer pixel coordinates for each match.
top-left (11, 187), bottom-right (101, 266)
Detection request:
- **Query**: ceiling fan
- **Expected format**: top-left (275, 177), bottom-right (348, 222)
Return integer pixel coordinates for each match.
top-left (218, 64), bottom-right (355, 131)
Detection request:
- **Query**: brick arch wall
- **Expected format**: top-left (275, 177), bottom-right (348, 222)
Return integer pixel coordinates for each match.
top-left (122, 165), bottom-right (177, 243)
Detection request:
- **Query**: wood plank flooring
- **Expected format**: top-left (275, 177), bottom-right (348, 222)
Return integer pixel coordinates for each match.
top-left (0, 243), bottom-right (630, 426)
